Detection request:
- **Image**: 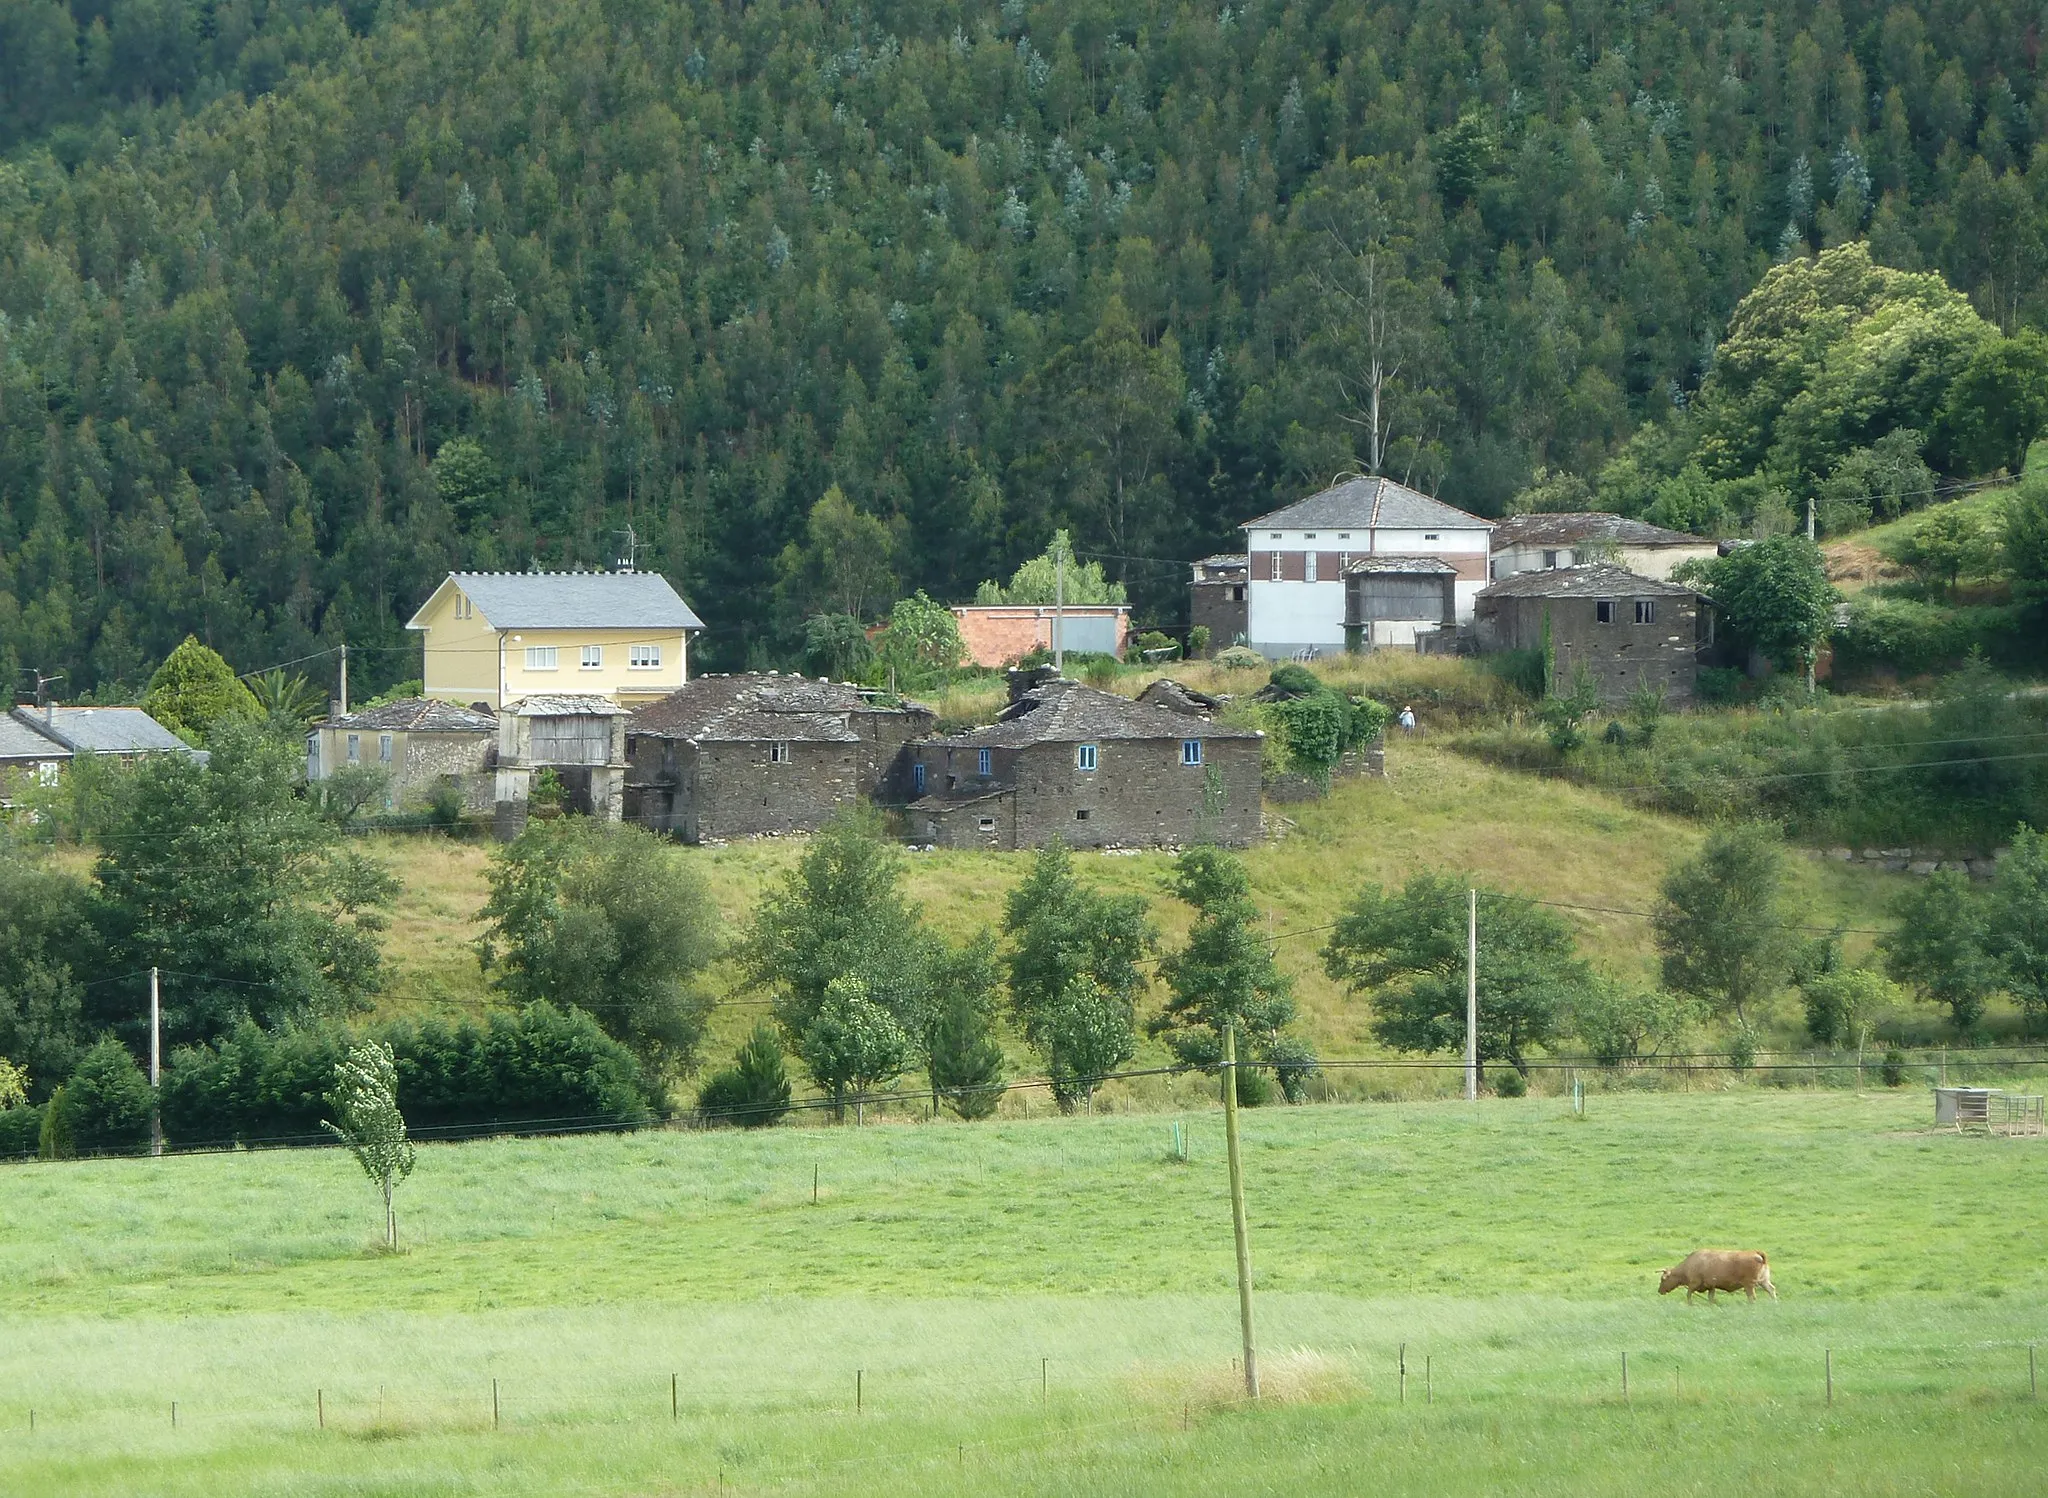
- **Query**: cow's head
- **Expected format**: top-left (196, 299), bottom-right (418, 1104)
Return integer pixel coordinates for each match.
top-left (1657, 1265), bottom-right (1681, 1294)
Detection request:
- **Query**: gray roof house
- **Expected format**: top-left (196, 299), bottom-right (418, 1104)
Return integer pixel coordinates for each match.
top-left (1474, 562), bottom-right (1710, 705)
top-left (1490, 512), bottom-right (1717, 583)
top-left (900, 670), bottom-right (1263, 850)
top-left (491, 693), bottom-right (633, 836)
top-left (307, 698), bottom-right (499, 814)
top-left (2, 704), bottom-right (202, 805)
top-left (626, 674), bottom-right (935, 842)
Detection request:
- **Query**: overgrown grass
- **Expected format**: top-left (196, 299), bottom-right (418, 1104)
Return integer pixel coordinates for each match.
top-left (2, 1090), bottom-right (2043, 1494)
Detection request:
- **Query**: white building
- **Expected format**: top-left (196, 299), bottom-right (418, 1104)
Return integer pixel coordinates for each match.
top-left (1242, 476), bottom-right (1493, 656)
top-left (1489, 513), bottom-right (1717, 583)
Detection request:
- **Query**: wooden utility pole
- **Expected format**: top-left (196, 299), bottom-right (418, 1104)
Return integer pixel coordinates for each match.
top-left (1054, 545), bottom-right (1065, 676)
top-left (1221, 1025), bottom-right (1259, 1399)
top-left (149, 967), bottom-right (163, 1157)
top-left (1465, 889), bottom-right (1478, 1101)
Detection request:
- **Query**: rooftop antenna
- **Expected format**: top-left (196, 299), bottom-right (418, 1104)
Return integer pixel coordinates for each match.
top-left (612, 524), bottom-right (638, 573)
top-left (22, 667), bottom-right (64, 723)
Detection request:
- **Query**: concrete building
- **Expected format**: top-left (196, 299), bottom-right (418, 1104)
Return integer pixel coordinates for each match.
top-left (1341, 555), bottom-right (1458, 651)
top-left (306, 698), bottom-right (498, 811)
top-left (1242, 477), bottom-right (1492, 656)
top-left (407, 571), bottom-right (705, 711)
top-left (492, 694), bottom-right (631, 837)
top-left (1474, 562), bottom-right (1709, 705)
top-left (901, 671), bottom-right (1262, 850)
top-left (1188, 555), bottom-right (1249, 652)
top-left (624, 674), bottom-right (934, 842)
top-left (948, 604), bottom-right (1129, 667)
top-left (1489, 513), bottom-right (1717, 583)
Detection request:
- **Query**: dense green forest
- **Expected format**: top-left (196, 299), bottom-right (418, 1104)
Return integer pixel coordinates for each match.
top-left (5, 0), bottom-right (2048, 694)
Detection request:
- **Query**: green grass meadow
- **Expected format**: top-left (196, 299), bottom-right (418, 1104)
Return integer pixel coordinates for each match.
top-left (4, 1088), bottom-right (2044, 1495)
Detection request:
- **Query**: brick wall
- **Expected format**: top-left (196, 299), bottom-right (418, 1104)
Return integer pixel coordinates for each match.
top-left (950, 606), bottom-right (1131, 667)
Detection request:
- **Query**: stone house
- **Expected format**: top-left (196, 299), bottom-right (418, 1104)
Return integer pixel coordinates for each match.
top-left (949, 603), bottom-right (1130, 666)
top-left (624, 674), bottom-right (934, 842)
top-left (1188, 555), bottom-right (1249, 652)
top-left (306, 698), bottom-right (498, 811)
top-left (1242, 476), bottom-right (1493, 657)
top-left (1, 706), bottom-right (200, 804)
top-left (1489, 513), bottom-right (1717, 583)
top-left (1474, 562), bottom-right (1709, 705)
top-left (901, 671), bottom-right (1262, 850)
top-left (492, 694), bottom-right (631, 837)
top-left (407, 570), bottom-right (704, 711)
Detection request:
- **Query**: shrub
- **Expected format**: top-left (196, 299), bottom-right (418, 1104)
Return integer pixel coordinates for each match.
top-left (1880, 1048), bottom-right (1907, 1087)
top-left (1727, 1025), bottom-right (1759, 1073)
top-left (1188, 625), bottom-right (1212, 656)
top-left (1132, 630), bottom-right (1180, 660)
top-left (57, 1039), bottom-right (153, 1154)
top-left (1492, 1068), bottom-right (1527, 1098)
top-left (38, 1086), bottom-right (73, 1159)
top-left (159, 1022), bottom-right (348, 1146)
top-left (0, 1103), bottom-right (43, 1158)
top-left (1233, 1063), bottom-right (1274, 1107)
top-left (696, 1024), bottom-right (792, 1128)
top-left (1694, 666), bottom-right (1744, 704)
top-left (1213, 646), bottom-right (1265, 671)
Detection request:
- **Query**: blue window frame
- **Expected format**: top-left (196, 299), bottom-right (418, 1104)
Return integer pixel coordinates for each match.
top-left (1076, 743), bottom-right (1098, 772)
top-left (1181, 739), bottom-right (1203, 766)
top-left (978, 747), bottom-right (992, 777)
top-left (913, 763), bottom-right (926, 793)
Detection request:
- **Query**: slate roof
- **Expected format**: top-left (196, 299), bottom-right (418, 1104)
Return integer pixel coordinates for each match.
top-left (503, 693), bottom-right (632, 717)
top-left (1476, 562), bottom-right (1700, 601)
top-left (926, 679), bottom-right (1259, 749)
top-left (0, 714), bottom-right (68, 763)
top-left (11, 706), bottom-right (195, 755)
top-left (1135, 679), bottom-right (1227, 717)
top-left (326, 698), bottom-right (497, 734)
top-left (1491, 512), bottom-right (1708, 550)
top-left (1341, 553), bottom-right (1458, 576)
top-left (1243, 476), bottom-right (1491, 533)
top-left (628, 674), bottom-right (930, 744)
top-left (408, 571), bottom-right (705, 631)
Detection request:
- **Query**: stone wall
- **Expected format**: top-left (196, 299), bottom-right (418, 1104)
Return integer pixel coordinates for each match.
top-left (1485, 595), bottom-right (1700, 705)
top-left (1190, 581), bottom-right (1248, 651)
top-left (1813, 845), bottom-right (2010, 878)
top-left (399, 731), bottom-right (494, 812)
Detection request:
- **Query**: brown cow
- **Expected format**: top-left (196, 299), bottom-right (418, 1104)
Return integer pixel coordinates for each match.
top-left (1658, 1249), bottom-right (1776, 1304)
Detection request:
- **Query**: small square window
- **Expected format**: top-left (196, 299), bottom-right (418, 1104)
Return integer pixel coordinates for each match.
top-left (1231, 586), bottom-right (1244, 602)
top-left (769, 741), bottom-right (791, 764)
top-left (1303, 532), bottom-right (1317, 540)
top-left (630, 644), bottom-right (662, 669)
top-left (913, 763), bottom-right (927, 793)
top-left (978, 816), bottom-right (996, 831)
top-left (1424, 533), bottom-right (1439, 541)
top-left (1543, 550), bottom-right (1559, 569)
top-left (1596, 600), bottom-right (1616, 624)
top-left (1635, 600), bottom-right (1657, 624)
top-left (378, 733), bottom-right (393, 763)
top-left (346, 733), bottom-right (360, 763)
top-left (1337, 533), bottom-right (1350, 540)
top-left (525, 646), bottom-right (559, 670)
top-left (977, 747), bottom-right (992, 777)
top-left (36, 761), bottom-right (61, 786)
top-left (581, 645), bottom-right (603, 669)
top-left (1075, 808), bottom-right (1091, 821)
top-left (1076, 743), bottom-right (1098, 772)
top-left (1181, 739), bottom-right (1203, 766)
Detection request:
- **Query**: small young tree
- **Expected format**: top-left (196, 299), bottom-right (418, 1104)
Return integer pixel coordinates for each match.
top-left (0, 1057), bottom-right (24, 1111)
top-left (1045, 975), bottom-right (1136, 1113)
top-left (1154, 848), bottom-right (1303, 1092)
top-left (323, 1039), bottom-right (416, 1250)
top-left (924, 935), bottom-right (1007, 1119)
top-left (799, 976), bottom-right (915, 1123)
top-left (1882, 871), bottom-right (1998, 1035)
top-left (1003, 840), bottom-right (1152, 1091)
top-left (1798, 969), bottom-right (1896, 1049)
top-left (1570, 986), bottom-right (1701, 1070)
top-left (696, 1023), bottom-right (793, 1128)
top-left (56, 1037), bottom-right (154, 1154)
top-left (1652, 826), bottom-right (1796, 1028)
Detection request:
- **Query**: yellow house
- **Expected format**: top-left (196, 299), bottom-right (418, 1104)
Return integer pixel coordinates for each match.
top-left (406, 571), bottom-right (704, 711)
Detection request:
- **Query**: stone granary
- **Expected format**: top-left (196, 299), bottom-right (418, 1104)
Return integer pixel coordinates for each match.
top-left (1473, 562), bottom-right (1710, 705)
top-left (624, 674), bottom-right (934, 843)
top-left (306, 698), bottom-right (497, 811)
top-left (493, 694), bottom-right (631, 837)
top-left (901, 669), bottom-right (1262, 850)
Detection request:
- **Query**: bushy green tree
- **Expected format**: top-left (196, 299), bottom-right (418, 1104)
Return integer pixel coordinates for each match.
top-left (323, 1039), bottom-right (416, 1250)
top-left (1936, 330), bottom-right (2048, 476)
top-left (800, 975), bottom-right (915, 1123)
top-left (1570, 986), bottom-right (1701, 1069)
top-left (802, 613), bottom-right (875, 682)
top-left (1679, 537), bottom-right (1835, 676)
top-left (1988, 826), bottom-right (2048, 1035)
top-left (1002, 840), bottom-right (1153, 1082)
top-left (1883, 871), bottom-right (1998, 1035)
top-left (2001, 470), bottom-right (2048, 600)
top-left (55, 1037), bottom-right (153, 1155)
top-left (141, 638), bottom-right (259, 744)
top-left (696, 1023), bottom-right (793, 1128)
top-left (476, 819), bottom-right (719, 1078)
top-left (1885, 505), bottom-right (2000, 595)
top-left (1323, 874), bottom-right (1591, 1080)
top-left (0, 847), bottom-right (92, 1096)
top-left (975, 530), bottom-right (1127, 606)
top-left (1799, 969), bottom-right (1897, 1048)
top-left (873, 591), bottom-right (964, 687)
top-left (1154, 848), bottom-right (1303, 1093)
top-left (923, 977), bottom-right (1007, 1120)
top-left (1653, 826), bottom-right (1795, 1028)
top-left (774, 486), bottom-right (899, 627)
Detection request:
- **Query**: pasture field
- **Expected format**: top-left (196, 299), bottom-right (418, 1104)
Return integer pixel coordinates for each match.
top-left (3, 1088), bottom-right (2044, 1495)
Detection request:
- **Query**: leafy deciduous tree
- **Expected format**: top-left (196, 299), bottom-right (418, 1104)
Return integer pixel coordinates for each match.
top-left (1653, 826), bottom-right (1796, 1028)
top-left (323, 1039), bottom-right (416, 1250)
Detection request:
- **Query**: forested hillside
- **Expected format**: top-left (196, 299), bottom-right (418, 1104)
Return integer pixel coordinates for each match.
top-left (4, 0), bottom-right (2047, 692)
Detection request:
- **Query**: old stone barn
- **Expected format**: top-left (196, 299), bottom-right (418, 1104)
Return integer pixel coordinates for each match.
top-left (1473, 562), bottom-right (1709, 705)
top-left (902, 670), bottom-right (1262, 850)
top-left (625, 674), bottom-right (933, 842)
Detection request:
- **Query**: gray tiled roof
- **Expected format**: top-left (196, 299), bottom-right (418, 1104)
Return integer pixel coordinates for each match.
top-left (1244, 476), bottom-right (1492, 533)
top-left (504, 693), bottom-right (632, 717)
top-left (12, 706), bottom-right (194, 755)
top-left (1476, 561), bottom-right (1700, 600)
top-left (628, 674), bottom-right (931, 744)
top-left (1342, 553), bottom-right (1457, 576)
top-left (927, 679), bottom-right (1259, 749)
top-left (327, 698), bottom-right (497, 733)
top-left (415, 571), bottom-right (705, 631)
top-left (1491, 512), bottom-right (1708, 550)
top-left (0, 715), bottom-right (68, 763)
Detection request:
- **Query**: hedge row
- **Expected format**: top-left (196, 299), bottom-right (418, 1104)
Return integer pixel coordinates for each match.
top-left (1832, 597), bottom-right (2043, 677)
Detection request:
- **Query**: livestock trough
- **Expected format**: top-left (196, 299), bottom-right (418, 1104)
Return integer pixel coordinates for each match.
top-left (1934, 1087), bottom-right (2046, 1136)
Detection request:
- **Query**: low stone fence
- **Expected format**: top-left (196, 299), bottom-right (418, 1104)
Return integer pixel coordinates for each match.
top-left (1809, 845), bottom-right (2009, 877)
